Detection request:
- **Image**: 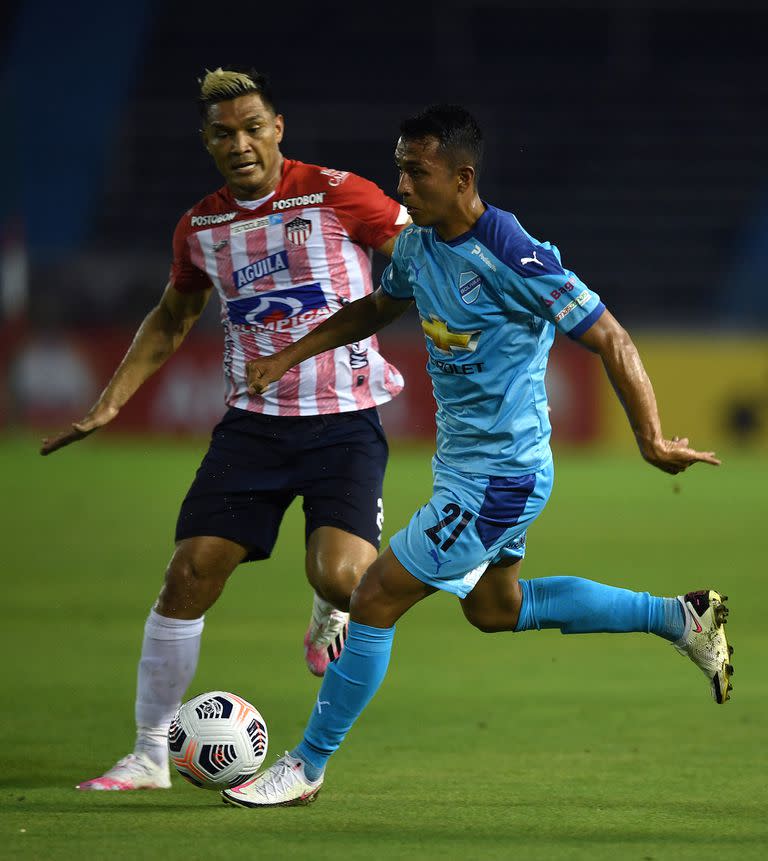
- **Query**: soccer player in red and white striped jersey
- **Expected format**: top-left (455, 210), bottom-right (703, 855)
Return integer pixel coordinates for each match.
top-left (172, 139), bottom-right (406, 416)
top-left (41, 67), bottom-right (410, 791)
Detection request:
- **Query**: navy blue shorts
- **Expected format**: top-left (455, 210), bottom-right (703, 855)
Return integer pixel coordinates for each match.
top-left (175, 407), bottom-right (388, 561)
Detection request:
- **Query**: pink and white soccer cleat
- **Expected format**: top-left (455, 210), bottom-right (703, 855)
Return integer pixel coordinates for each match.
top-left (222, 752), bottom-right (323, 808)
top-left (76, 753), bottom-right (171, 790)
top-left (304, 594), bottom-right (349, 677)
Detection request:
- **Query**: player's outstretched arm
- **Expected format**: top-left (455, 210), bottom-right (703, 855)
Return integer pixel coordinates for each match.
top-left (246, 287), bottom-right (411, 395)
top-left (40, 283), bottom-right (211, 455)
top-left (576, 310), bottom-right (721, 474)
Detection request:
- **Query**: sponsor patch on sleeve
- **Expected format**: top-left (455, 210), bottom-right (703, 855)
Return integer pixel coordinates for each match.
top-left (554, 289), bottom-right (591, 323)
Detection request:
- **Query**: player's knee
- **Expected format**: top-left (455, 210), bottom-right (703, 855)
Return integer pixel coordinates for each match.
top-left (470, 618), bottom-right (508, 634)
top-left (464, 610), bottom-right (500, 633)
top-left (308, 559), bottom-right (366, 613)
top-left (157, 550), bottom-right (227, 615)
top-left (463, 605), bottom-right (517, 634)
top-left (316, 577), bottom-right (354, 613)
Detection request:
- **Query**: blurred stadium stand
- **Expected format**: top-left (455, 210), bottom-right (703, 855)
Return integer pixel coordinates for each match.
top-left (2, 0), bottom-right (767, 445)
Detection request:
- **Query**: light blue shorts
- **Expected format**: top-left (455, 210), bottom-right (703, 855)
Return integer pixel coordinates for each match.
top-left (389, 456), bottom-right (554, 599)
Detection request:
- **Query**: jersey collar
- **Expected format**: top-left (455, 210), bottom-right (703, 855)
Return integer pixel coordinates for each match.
top-left (223, 158), bottom-right (294, 212)
top-left (434, 202), bottom-right (494, 247)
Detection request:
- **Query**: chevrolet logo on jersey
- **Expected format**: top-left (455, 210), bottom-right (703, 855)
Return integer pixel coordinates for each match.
top-left (421, 317), bottom-right (481, 354)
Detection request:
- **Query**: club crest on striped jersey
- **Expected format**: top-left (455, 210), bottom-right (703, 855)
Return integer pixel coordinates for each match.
top-left (226, 282), bottom-right (329, 330)
top-left (458, 271), bottom-right (483, 305)
top-left (233, 251), bottom-right (289, 290)
top-left (284, 216), bottom-right (312, 246)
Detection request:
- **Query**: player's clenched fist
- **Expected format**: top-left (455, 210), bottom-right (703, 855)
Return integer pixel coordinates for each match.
top-left (246, 355), bottom-right (290, 395)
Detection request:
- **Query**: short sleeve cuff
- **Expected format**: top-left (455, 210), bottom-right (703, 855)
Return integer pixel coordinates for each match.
top-left (567, 302), bottom-right (606, 339)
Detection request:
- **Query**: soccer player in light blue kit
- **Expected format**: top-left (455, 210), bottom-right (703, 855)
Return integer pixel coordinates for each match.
top-left (223, 105), bottom-right (732, 808)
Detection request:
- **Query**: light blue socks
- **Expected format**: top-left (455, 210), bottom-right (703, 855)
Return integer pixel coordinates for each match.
top-left (515, 576), bottom-right (685, 641)
top-left (293, 621), bottom-right (395, 779)
top-left (292, 578), bottom-right (684, 779)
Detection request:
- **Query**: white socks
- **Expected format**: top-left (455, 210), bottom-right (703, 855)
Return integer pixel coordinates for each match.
top-left (134, 609), bottom-right (204, 766)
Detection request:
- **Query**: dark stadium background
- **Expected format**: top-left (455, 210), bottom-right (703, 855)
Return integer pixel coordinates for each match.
top-left (2, 0), bottom-right (767, 448)
top-left (2, 4), bottom-right (767, 859)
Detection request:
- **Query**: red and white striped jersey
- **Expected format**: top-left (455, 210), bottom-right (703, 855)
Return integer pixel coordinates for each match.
top-left (171, 158), bottom-right (408, 416)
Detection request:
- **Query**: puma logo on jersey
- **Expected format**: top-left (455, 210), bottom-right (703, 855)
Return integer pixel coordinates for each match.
top-left (521, 250), bottom-right (544, 266)
top-left (213, 239), bottom-right (229, 252)
top-left (408, 260), bottom-right (426, 280)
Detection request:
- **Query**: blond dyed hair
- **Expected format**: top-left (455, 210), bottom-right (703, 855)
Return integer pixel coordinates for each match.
top-left (197, 67), bottom-right (276, 117)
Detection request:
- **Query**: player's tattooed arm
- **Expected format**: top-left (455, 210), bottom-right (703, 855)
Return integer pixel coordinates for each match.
top-left (246, 287), bottom-right (412, 395)
top-left (576, 309), bottom-right (721, 474)
top-left (40, 282), bottom-right (212, 455)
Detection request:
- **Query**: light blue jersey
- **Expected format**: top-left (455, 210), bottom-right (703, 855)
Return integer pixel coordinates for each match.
top-left (381, 203), bottom-right (605, 475)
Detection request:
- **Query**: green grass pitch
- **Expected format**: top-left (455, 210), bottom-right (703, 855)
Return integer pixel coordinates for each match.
top-left (1, 435), bottom-right (766, 860)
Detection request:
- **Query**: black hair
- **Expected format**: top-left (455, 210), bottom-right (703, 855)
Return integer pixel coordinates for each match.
top-left (399, 104), bottom-right (483, 181)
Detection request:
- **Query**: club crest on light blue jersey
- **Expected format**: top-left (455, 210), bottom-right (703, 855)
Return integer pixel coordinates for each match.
top-left (458, 271), bottom-right (482, 304)
top-left (380, 203), bottom-right (606, 475)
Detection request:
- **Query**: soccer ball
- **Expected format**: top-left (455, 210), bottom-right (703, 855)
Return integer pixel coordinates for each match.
top-left (168, 691), bottom-right (268, 790)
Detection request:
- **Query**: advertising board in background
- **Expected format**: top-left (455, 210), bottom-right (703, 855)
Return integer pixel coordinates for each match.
top-left (1, 328), bottom-right (601, 446)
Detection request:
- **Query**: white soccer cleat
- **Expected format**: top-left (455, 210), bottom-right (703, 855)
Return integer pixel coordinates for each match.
top-left (304, 593), bottom-right (349, 677)
top-left (76, 753), bottom-right (172, 791)
top-left (222, 752), bottom-right (323, 808)
top-left (672, 589), bottom-right (733, 704)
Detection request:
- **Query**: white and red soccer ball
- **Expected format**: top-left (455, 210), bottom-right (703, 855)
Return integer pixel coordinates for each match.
top-left (168, 691), bottom-right (268, 790)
